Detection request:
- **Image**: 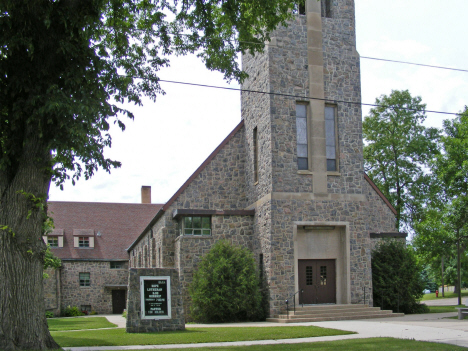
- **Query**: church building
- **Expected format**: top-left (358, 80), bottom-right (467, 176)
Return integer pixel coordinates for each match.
top-left (127, 0), bottom-right (399, 319)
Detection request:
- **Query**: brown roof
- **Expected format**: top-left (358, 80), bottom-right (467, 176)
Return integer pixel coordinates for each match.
top-left (47, 201), bottom-right (162, 260)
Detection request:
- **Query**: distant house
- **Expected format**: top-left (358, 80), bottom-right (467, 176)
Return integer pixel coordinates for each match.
top-left (44, 189), bottom-right (161, 316)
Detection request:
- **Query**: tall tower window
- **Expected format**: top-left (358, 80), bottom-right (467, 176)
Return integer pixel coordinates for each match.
top-left (321, 0), bottom-right (332, 18)
top-left (253, 127), bottom-right (259, 183)
top-left (325, 105), bottom-right (338, 171)
top-left (296, 104), bottom-right (308, 170)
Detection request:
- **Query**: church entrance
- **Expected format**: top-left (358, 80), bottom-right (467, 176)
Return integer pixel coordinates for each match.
top-left (112, 290), bottom-right (126, 314)
top-left (298, 259), bottom-right (336, 304)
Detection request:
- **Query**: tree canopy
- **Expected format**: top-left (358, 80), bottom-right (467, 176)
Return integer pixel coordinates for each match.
top-left (413, 107), bottom-right (468, 302)
top-left (0, 1), bottom-right (297, 349)
top-left (1, 0), bottom-right (296, 187)
top-left (363, 90), bottom-right (440, 231)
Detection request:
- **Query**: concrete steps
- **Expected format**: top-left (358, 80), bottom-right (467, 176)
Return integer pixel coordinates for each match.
top-left (266, 304), bottom-right (404, 323)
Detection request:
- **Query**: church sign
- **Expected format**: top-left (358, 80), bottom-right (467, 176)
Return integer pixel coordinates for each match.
top-left (140, 276), bottom-right (171, 319)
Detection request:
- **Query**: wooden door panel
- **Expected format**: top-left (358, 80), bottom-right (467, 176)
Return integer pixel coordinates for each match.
top-left (298, 259), bottom-right (336, 304)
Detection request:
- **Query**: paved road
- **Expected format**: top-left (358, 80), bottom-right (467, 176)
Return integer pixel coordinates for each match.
top-left (65, 312), bottom-right (468, 350)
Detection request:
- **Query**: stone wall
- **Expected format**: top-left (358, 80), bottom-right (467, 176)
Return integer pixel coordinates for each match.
top-left (43, 267), bottom-right (61, 316)
top-left (60, 260), bottom-right (129, 314)
top-left (126, 268), bottom-right (184, 332)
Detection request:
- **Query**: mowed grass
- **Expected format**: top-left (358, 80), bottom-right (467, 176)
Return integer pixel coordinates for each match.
top-left (51, 326), bottom-right (353, 347)
top-left (427, 305), bottom-right (464, 313)
top-left (47, 317), bottom-right (117, 331)
top-left (421, 289), bottom-right (468, 301)
top-left (96, 338), bottom-right (467, 351)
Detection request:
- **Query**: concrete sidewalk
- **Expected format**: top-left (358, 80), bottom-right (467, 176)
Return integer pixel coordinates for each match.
top-left (63, 312), bottom-right (468, 350)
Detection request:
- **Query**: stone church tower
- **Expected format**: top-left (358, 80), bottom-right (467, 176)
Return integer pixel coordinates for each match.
top-left (241, 0), bottom-right (395, 315)
top-left (127, 0), bottom-right (398, 321)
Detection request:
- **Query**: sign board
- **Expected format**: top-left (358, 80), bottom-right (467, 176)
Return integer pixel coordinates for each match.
top-left (140, 276), bottom-right (171, 319)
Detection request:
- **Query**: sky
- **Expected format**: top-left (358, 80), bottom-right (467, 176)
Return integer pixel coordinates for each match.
top-left (48, 0), bottom-right (468, 204)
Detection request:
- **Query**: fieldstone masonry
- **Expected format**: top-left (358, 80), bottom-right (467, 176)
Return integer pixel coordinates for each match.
top-left (126, 268), bottom-right (184, 332)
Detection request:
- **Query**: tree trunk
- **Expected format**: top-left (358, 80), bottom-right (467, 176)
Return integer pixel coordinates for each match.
top-left (0, 134), bottom-right (60, 350)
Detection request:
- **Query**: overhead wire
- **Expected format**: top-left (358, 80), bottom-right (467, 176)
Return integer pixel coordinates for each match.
top-left (119, 30), bottom-right (467, 117)
top-left (132, 77), bottom-right (459, 116)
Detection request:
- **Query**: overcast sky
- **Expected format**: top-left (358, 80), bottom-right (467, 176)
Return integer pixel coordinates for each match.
top-left (48, 0), bottom-right (468, 204)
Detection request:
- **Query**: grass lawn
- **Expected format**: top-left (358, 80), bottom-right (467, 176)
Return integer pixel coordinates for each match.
top-left (421, 290), bottom-right (468, 301)
top-left (96, 338), bottom-right (466, 351)
top-left (47, 317), bottom-right (117, 331)
top-left (427, 305), bottom-right (464, 313)
top-left (51, 326), bottom-right (353, 347)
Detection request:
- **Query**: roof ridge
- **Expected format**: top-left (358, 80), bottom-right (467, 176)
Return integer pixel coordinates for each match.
top-left (162, 120), bottom-right (245, 211)
top-left (363, 173), bottom-right (397, 215)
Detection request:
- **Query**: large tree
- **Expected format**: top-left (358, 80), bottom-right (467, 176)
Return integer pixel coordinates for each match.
top-left (0, 1), bottom-right (296, 349)
top-left (413, 108), bottom-right (468, 304)
top-left (363, 90), bottom-right (440, 231)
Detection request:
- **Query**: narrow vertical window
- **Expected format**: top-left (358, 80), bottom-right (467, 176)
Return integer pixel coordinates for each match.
top-left (325, 105), bottom-right (338, 171)
top-left (296, 104), bottom-right (308, 170)
top-left (253, 127), bottom-right (259, 183)
top-left (259, 253), bottom-right (264, 282)
top-left (321, 0), bottom-right (331, 18)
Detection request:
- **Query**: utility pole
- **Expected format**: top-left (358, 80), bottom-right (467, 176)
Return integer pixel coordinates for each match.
top-left (458, 230), bottom-right (462, 306)
top-left (441, 256), bottom-right (445, 297)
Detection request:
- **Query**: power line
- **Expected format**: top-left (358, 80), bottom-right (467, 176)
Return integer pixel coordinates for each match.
top-left (153, 78), bottom-right (459, 116)
top-left (360, 56), bottom-right (468, 73)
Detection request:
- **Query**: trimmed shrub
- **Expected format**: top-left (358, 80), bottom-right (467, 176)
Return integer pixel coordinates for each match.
top-left (62, 305), bottom-right (85, 317)
top-left (372, 240), bottom-right (425, 314)
top-left (45, 311), bottom-right (54, 318)
top-left (189, 240), bottom-right (263, 323)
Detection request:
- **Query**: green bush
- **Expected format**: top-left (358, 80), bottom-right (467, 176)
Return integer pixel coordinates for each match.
top-left (189, 240), bottom-right (263, 323)
top-left (62, 305), bottom-right (85, 317)
top-left (45, 311), bottom-right (54, 318)
top-left (372, 240), bottom-right (425, 314)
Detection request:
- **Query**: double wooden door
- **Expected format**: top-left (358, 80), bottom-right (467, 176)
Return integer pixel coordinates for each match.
top-left (298, 259), bottom-right (336, 304)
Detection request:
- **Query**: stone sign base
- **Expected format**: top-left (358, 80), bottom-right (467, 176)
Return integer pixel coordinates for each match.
top-left (126, 268), bottom-right (185, 332)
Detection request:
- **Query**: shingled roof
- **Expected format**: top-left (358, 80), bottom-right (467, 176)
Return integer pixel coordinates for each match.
top-left (47, 201), bottom-right (162, 260)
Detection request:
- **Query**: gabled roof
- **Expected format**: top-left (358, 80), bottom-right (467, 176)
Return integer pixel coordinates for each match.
top-left (127, 120), bottom-right (245, 252)
top-left (48, 201), bottom-right (162, 260)
top-left (363, 173), bottom-right (397, 215)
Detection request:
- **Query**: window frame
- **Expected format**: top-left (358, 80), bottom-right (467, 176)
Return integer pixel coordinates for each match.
top-left (325, 104), bottom-right (339, 172)
top-left (321, 0), bottom-right (332, 18)
top-left (296, 103), bottom-right (309, 171)
top-left (78, 236), bottom-right (90, 248)
top-left (253, 126), bottom-right (259, 183)
top-left (79, 272), bottom-right (90, 287)
top-left (110, 262), bottom-right (124, 269)
top-left (181, 216), bottom-right (212, 236)
top-left (47, 236), bottom-right (59, 248)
